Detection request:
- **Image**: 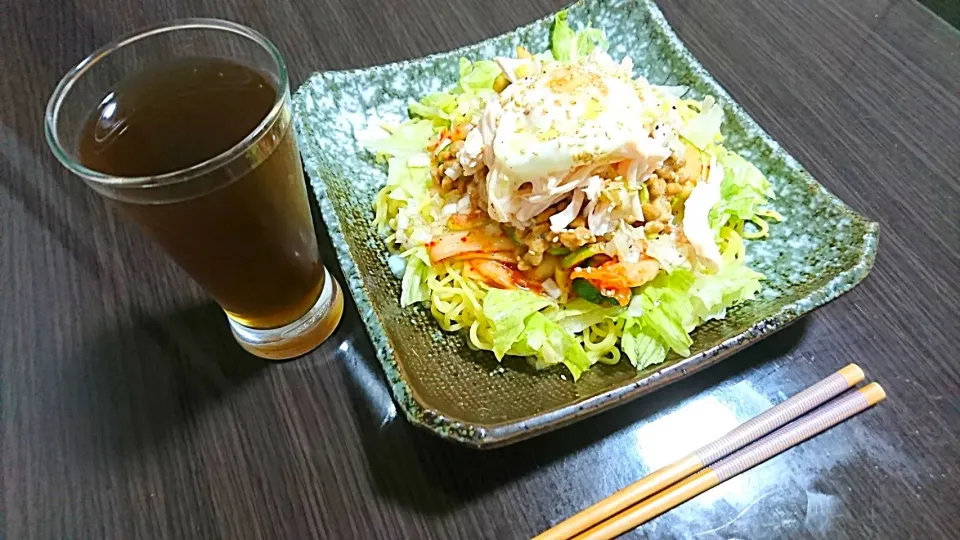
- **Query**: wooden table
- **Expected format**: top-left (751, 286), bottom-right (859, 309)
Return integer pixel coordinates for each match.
top-left (3, 0), bottom-right (958, 538)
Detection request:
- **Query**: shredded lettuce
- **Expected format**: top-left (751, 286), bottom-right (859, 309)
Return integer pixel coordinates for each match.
top-left (406, 60), bottom-right (500, 129)
top-left (682, 96), bottom-right (724, 149)
top-left (620, 320), bottom-right (667, 369)
top-left (576, 27), bottom-right (607, 58)
top-left (373, 154), bottom-right (432, 236)
top-left (633, 272), bottom-right (696, 355)
top-left (679, 95), bottom-right (775, 236)
top-left (616, 263), bottom-right (762, 359)
top-left (365, 120), bottom-right (435, 160)
top-left (551, 11), bottom-right (577, 62)
top-left (489, 261), bottom-right (762, 377)
top-left (710, 145), bottom-right (774, 230)
top-left (632, 293), bottom-right (691, 356)
top-left (458, 58), bottom-right (501, 94)
top-left (551, 10), bottom-right (608, 63)
top-left (689, 262), bottom-right (764, 319)
top-left (384, 156), bottom-right (430, 202)
top-left (400, 248), bottom-right (432, 307)
top-left (513, 312), bottom-right (592, 380)
top-left (549, 298), bottom-right (622, 334)
top-left (480, 289), bottom-right (598, 379)
top-left (408, 92), bottom-right (457, 126)
top-left (482, 289), bottom-right (554, 359)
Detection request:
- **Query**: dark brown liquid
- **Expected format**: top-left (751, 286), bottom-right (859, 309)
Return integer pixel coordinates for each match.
top-left (77, 57), bottom-right (323, 329)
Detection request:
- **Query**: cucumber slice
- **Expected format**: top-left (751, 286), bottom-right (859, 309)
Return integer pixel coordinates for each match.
top-left (547, 246), bottom-right (571, 256)
top-left (572, 278), bottom-right (619, 306)
top-left (561, 243), bottom-right (605, 269)
top-left (504, 226), bottom-right (522, 245)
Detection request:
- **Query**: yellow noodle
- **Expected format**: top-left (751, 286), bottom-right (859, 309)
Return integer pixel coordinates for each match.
top-left (423, 258), bottom-right (631, 367)
top-left (584, 321), bottom-right (618, 352)
top-left (757, 208), bottom-right (784, 222)
top-left (596, 346), bottom-right (621, 365)
top-left (468, 320), bottom-right (486, 349)
top-left (742, 216), bottom-right (769, 239)
top-left (447, 265), bottom-right (485, 314)
top-left (412, 218), bottom-right (761, 372)
top-left (471, 320), bottom-right (496, 350)
top-left (373, 191), bottom-right (389, 228)
top-left (581, 319), bottom-right (622, 365)
top-left (719, 226), bottom-right (745, 263)
top-left (430, 300), bottom-right (461, 332)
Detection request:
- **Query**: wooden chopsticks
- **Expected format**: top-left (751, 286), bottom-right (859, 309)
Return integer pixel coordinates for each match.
top-left (535, 364), bottom-right (885, 540)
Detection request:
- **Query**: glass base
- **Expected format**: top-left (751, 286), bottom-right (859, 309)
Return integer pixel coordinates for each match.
top-left (228, 267), bottom-right (344, 360)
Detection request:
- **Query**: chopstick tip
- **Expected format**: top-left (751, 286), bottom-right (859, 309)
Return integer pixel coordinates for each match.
top-left (858, 382), bottom-right (886, 405)
top-left (839, 364), bottom-right (865, 386)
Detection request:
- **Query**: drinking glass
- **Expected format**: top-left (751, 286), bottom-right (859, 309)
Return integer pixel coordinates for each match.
top-left (45, 19), bottom-right (343, 360)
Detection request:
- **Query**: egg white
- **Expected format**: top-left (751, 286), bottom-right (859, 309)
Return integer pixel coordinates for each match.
top-left (477, 54), bottom-right (671, 229)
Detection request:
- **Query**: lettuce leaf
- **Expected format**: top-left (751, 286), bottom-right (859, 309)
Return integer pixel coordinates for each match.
top-left (385, 156), bottom-right (430, 202)
top-left (634, 289), bottom-right (692, 356)
top-left (682, 96), bottom-right (724, 150)
top-left (576, 27), bottom-right (608, 58)
top-left (513, 312), bottom-right (591, 380)
top-left (710, 145), bottom-right (774, 230)
top-left (480, 290), bottom-right (593, 380)
top-left (548, 298), bottom-right (622, 334)
top-left (365, 120), bottom-right (435, 160)
top-left (551, 10), bottom-right (608, 63)
top-left (458, 58), bottom-right (501, 94)
top-left (409, 92), bottom-right (457, 125)
top-left (482, 289), bottom-right (553, 359)
top-left (689, 262), bottom-right (763, 319)
top-left (550, 11), bottom-right (577, 62)
top-left (620, 320), bottom-right (667, 369)
top-left (400, 248), bottom-right (432, 307)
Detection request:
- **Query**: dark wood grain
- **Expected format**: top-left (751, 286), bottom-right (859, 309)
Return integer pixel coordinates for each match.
top-left (2, 0), bottom-right (958, 538)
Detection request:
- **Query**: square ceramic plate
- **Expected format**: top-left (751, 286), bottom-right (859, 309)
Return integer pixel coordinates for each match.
top-left (292, 0), bottom-right (878, 448)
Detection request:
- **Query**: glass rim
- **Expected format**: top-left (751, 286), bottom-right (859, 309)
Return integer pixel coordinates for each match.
top-left (44, 18), bottom-right (290, 189)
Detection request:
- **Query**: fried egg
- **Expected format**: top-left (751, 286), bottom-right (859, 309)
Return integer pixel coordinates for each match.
top-left (475, 51), bottom-right (671, 228)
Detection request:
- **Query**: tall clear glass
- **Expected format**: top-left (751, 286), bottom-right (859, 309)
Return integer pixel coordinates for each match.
top-left (45, 19), bottom-right (343, 360)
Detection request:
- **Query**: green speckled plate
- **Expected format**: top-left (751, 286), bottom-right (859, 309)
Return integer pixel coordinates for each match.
top-left (293, 0), bottom-right (878, 448)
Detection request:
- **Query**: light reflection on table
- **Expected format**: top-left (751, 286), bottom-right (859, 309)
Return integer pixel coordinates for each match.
top-left (333, 325), bottom-right (912, 538)
top-left (337, 337), bottom-right (398, 428)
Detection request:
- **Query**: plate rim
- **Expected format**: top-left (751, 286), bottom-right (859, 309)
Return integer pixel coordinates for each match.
top-left (293, 0), bottom-right (880, 448)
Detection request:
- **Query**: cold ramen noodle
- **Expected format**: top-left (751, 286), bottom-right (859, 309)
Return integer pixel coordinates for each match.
top-left (366, 12), bottom-right (781, 380)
